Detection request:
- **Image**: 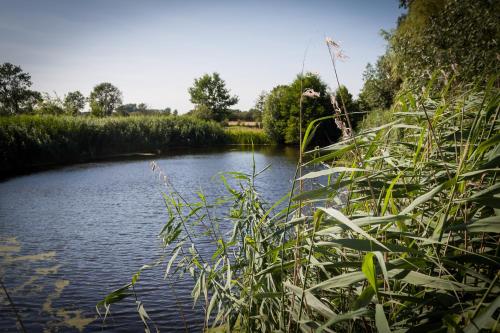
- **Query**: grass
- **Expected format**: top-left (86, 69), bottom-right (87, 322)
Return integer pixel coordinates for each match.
top-left (100, 78), bottom-right (500, 332)
top-left (224, 126), bottom-right (270, 145)
top-left (0, 115), bottom-right (273, 177)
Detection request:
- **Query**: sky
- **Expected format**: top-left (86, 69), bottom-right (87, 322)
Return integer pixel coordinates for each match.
top-left (0, 0), bottom-right (404, 113)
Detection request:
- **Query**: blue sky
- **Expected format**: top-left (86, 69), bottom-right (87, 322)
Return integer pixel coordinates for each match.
top-left (0, 0), bottom-right (404, 112)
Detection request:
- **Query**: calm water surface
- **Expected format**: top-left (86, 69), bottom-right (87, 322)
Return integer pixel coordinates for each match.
top-left (0, 147), bottom-right (297, 332)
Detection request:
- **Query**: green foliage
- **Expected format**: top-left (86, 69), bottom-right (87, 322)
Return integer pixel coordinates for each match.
top-left (224, 127), bottom-right (270, 145)
top-left (227, 105), bottom-right (263, 123)
top-left (263, 73), bottom-right (339, 144)
top-left (89, 82), bottom-right (123, 117)
top-left (63, 91), bottom-right (85, 116)
top-left (358, 52), bottom-right (401, 111)
top-left (0, 62), bottom-right (41, 115)
top-left (188, 73), bottom-right (239, 122)
top-left (335, 85), bottom-right (362, 128)
top-left (0, 115), bottom-right (256, 177)
top-left (359, 0), bottom-right (498, 118)
top-left (103, 81), bottom-right (500, 332)
top-left (34, 93), bottom-right (65, 115)
top-left (116, 103), bottom-right (172, 116)
top-left (392, 0), bottom-right (499, 89)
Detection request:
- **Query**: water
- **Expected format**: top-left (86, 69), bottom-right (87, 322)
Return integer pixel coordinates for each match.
top-left (0, 147), bottom-right (297, 332)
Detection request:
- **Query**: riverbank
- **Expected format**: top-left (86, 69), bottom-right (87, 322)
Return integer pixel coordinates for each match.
top-left (0, 115), bottom-right (271, 178)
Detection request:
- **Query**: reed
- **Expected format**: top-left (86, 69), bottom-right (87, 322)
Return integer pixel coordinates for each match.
top-left (101, 77), bottom-right (500, 332)
top-left (0, 115), bottom-right (271, 177)
top-left (224, 127), bottom-right (270, 145)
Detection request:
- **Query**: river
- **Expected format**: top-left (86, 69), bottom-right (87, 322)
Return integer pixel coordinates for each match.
top-left (0, 147), bottom-right (297, 332)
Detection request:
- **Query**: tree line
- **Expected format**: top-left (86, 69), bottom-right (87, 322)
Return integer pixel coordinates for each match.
top-left (2, 0), bottom-right (497, 145)
top-left (0, 62), bottom-right (362, 146)
top-left (0, 64), bottom-right (177, 117)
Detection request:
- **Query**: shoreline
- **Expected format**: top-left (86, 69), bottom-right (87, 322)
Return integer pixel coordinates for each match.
top-left (0, 143), bottom-right (283, 181)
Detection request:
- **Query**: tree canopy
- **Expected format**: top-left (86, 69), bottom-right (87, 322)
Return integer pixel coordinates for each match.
top-left (188, 73), bottom-right (238, 122)
top-left (392, 0), bottom-right (499, 89)
top-left (89, 82), bottom-right (123, 117)
top-left (0, 62), bottom-right (41, 115)
top-left (359, 0), bottom-right (499, 110)
top-left (262, 73), bottom-right (340, 145)
top-left (63, 91), bottom-right (86, 115)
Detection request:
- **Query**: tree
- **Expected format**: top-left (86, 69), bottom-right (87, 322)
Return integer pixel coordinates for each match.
top-left (89, 83), bottom-right (122, 117)
top-left (263, 73), bottom-right (339, 145)
top-left (251, 91), bottom-right (266, 124)
top-left (116, 103), bottom-right (137, 115)
top-left (63, 91), bottom-right (85, 116)
top-left (173, 109), bottom-right (178, 116)
top-left (335, 85), bottom-right (362, 128)
top-left (188, 72), bottom-right (238, 122)
top-left (358, 31), bottom-right (401, 112)
top-left (35, 93), bottom-right (64, 115)
top-left (391, 0), bottom-right (499, 89)
top-left (137, 103), bottom-right (147, 113)
top-left (0, 62), bottom-right (41, 115)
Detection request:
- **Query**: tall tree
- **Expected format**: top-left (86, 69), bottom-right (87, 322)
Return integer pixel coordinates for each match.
top-left (63, 91), bottom-right (85, 116)
top-left (188, 72), bottom-right (238, 122)
top-left (0, 62), bottom-right (41, 115)
top-left (89, 83), bottom-right (122, 117)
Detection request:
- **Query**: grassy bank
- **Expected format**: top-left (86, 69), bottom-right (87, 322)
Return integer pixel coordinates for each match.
top-left (224, 126), bottom-right (270, 145)
top-left (103, 81), bottom-right (500, 331)
top-left (0, 115), bottom-right (271, 177)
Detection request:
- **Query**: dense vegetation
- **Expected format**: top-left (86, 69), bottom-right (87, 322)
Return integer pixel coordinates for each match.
top-left (263, 73), bottom-right (343, 145)
top-left (0, 115), bottom-right (267, 177)
top-left (103, 79), bottom-right (499, 332)
top-left (358, 0), bottom-right (499, 111)
top-left (98, 0), bottom-right (499, 331)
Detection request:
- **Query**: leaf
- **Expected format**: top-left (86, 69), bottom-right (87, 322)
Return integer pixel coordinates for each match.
top-left (315, 308), bottom-right (369, 332)
top-left (362, 253), bottom-right (378, 297)
top-left (388, 269), bottom-right (484, 291)
top-left (400, 180), bottom-right (451, 215)
top-left (284, 282), bottom-right (336, 319)
top-left (308, 271), bottom-right (366, 291)
top-left (373, 251), bottom-right (389, 287)
top-left (375, 304), bottom-right (391, 333)
top-left (351, 286), bottom-right (375, 310)
top-left (298, 167), bottom-right (366, 180)
top-left (464, 295), bottom-right (500, 333)
top-left (466, 216), bottom-right (500, 233)
top-left (165, 245), bottom-right (182, 277)
top-left (316, 214), bottom-right (410, 236)
top-left (314, 239), bottom-right (407, 252)
top-left (301, 115), bottom-right (335, 152)
top-left (318, 208), bottom-right (390, 251)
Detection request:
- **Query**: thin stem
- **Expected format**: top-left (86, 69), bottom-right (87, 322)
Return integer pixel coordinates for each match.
top-left (0, 278), bottom-right (26, 333)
